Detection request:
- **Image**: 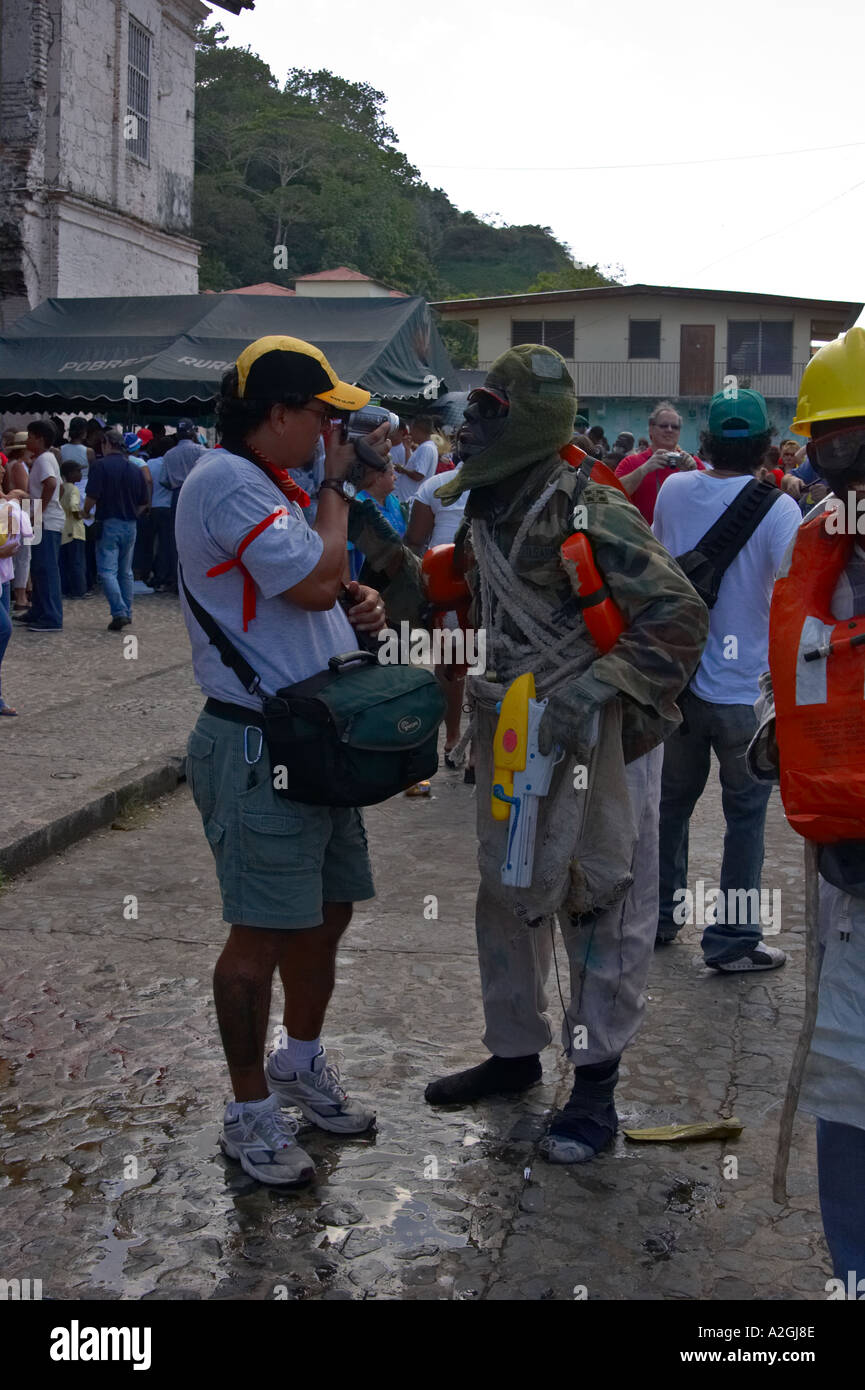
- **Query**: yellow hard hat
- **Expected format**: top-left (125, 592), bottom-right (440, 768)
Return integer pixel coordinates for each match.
top-left (792, 325), bottom-right (865, 437)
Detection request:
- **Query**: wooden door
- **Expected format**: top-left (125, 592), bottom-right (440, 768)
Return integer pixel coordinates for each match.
top-left (679, 325), bottom-right (715, 396)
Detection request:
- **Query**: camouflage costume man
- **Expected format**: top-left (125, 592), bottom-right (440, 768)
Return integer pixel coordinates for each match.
top-left (425, 345), bottom-right (709, 1162)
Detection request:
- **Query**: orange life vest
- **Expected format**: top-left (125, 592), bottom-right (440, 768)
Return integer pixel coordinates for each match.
top-left (422, 446), bottom-right (628, 650)
top-left (768, 513), bottom-right (865, 842)
top-left (561, 442), bottom-right (629, 498)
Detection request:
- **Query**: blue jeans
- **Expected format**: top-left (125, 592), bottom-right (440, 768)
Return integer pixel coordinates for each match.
top-left (28, 528), bottom-right (63, 627)
top-left (0, 581), bottom-right (10, 706)
top-left (817, 1118), bottom-right (865, 1284)
top-left (59, 538), bottom-right (87, 597)
top-left (132, 512), bottom-right (155, 579)
top-left (96, 518), bottom-right (136, 618)
top-left (150, 507), bottom-right (176, 588)
top-left (658, 688), bottom-right (772, 963)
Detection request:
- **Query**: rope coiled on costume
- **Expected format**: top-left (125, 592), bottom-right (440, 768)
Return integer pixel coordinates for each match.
top-left (450, 474), bottom-right (596, 764)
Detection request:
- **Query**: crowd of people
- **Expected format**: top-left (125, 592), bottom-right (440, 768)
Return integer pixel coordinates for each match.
top-left (0, 417), bottom-right (207, 697)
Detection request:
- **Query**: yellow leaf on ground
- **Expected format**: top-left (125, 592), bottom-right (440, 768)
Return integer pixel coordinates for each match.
top-left (622, 1119), bottom-right (744, 1143)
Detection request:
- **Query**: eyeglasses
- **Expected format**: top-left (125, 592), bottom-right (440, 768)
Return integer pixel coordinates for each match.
top-left (466, 387), bottom-right (510, 420)
top-left (654, 421), bottom-right (680, 431)
top-left (299, 404), bottom-right (336, 430)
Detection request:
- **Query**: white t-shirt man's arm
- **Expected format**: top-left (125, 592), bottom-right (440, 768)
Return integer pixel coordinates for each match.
top-left (396, 439), bottom-right (438, 504)
top-left (409, 441), bottom-right (438, 482)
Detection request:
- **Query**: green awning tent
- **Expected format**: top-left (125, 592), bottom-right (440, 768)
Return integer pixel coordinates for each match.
top-left (0, 293), bottom-right (455, 413)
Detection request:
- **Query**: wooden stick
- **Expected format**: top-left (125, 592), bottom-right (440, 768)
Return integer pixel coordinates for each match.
top-left (773, 838), bottom-right (821, 1205)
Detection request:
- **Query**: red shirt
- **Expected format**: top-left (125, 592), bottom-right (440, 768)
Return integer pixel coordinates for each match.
top-left (614, 448), bottom-right (705, 524)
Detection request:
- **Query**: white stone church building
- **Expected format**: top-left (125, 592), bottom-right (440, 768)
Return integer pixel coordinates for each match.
top-left (0, 0), bottom-right (253, 329)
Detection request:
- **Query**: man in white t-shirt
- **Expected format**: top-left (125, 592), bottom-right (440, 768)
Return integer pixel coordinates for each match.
top-left (652, 389), bottom-right (801, 969)
top-left (388, 417), bottom-right (410, 480)
top-left (176, 335), bottom-right (390, 1188)
top-left (406, 464), bottom-right (466, 551)
top-left (394, 415), bottom-right (438, 505)
top-left (21, 420), bottom-right (65, 631)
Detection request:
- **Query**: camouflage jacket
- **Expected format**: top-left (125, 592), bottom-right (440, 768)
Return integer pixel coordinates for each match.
top-left (463, 456), bottom-right (709, 761)
top-left (347, 496), bottom-right (426, 627)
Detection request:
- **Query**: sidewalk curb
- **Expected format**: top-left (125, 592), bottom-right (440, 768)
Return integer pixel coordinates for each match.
top-left (0, 753), bottom-right (188, 880)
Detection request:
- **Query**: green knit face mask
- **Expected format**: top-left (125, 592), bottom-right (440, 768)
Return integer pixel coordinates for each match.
top-left (436, 344), bottom-right (577, 504)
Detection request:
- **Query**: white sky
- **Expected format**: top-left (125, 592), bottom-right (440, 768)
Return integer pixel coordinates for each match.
top-left (213, 0), bottom-right (865, 318)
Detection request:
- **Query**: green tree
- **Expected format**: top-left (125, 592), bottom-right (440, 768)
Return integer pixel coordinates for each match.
top-left (528, 263), bottom-right (620, 292)
top-left (192, 30), bottom-right (623, 302)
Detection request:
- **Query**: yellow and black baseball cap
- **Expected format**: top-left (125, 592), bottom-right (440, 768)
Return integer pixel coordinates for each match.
top-left (234, 336), bottom-right (370, 412)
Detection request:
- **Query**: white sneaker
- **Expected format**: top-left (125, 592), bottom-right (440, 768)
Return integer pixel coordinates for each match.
top-left (132, 580), bottom-right (155, 596)
top-left (219, 1093), bottom-right (315, 1185)
top-left (712, 944), bottom-right (787, 973)
top-left (265, 1048), bottom-right (376, 1134)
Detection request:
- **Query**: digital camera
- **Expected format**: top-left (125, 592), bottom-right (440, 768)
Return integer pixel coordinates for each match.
top-left (342, 404), bottom-right (399, 483)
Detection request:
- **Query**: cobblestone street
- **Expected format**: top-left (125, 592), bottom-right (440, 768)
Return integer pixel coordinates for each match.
top-left (0, 743), bottom-right (830, 1301)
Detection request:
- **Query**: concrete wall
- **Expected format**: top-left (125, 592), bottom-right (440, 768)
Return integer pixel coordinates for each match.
top-left (294, 281), bottom-right (394, 298)
top-left (0, 0), bottom-right (205, 327)
top-left (51, 0), bottom-right (204, 235)
top-left (440, 295), bottom-right (818, 372)
top-left (55, 196), bottom-right (199, 297)
top-left (0, 0), bottom-right (53, 325)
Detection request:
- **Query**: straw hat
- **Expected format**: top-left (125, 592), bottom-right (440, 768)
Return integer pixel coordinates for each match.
top-left (4, 431), bottom-right (28, 455)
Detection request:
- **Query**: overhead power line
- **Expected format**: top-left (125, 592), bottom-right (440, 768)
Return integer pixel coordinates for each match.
top-left (695, 175), bottom-right (865, 274)
top-left (420, 139), bottom-right (865, 174)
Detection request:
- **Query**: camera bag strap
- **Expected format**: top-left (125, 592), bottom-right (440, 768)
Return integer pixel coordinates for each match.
top-left (179, 564), bottom-right (263, 697)
top-left (689, 477), bottom-right (781, 575)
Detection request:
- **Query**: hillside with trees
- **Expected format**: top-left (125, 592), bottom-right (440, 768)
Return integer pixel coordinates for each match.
top-left (194, 27), bottom-right (617, 305)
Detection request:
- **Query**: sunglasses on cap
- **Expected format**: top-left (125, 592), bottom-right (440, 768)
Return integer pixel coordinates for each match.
top-left (466, 386), bottom-right (510, 420)
top-left (808, 422), bottom-right (865, 472)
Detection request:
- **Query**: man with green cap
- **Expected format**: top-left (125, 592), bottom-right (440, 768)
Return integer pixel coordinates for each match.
top-left (652, 387), bottom-right (801, 966)
top-left (425, 344), bottom-right (709, 1163)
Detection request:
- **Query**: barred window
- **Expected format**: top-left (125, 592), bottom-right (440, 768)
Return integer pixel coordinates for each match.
top-left (628, 319), bottom-right (661, 359)
top-left (511, 320), bottom-right (575, 357)
top-left (727, 320), bottom-right (793, 375)
top-left (126, 19), bottom-right (151, 162)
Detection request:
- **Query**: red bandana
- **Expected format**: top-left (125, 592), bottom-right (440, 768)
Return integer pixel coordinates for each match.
top-left (246, 443), bottom-right (310, 508)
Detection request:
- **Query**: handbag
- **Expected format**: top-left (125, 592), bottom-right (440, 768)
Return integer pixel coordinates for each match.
top-left (675, 478), bottom-right (781, 609)
top-left (180, 568), bottom-right (446, 807)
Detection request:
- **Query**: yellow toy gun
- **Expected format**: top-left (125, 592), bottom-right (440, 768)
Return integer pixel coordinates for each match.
top-left (491, 673), bottom-right (561, 887)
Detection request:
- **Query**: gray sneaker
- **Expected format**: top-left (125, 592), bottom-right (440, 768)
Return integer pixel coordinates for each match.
top-left (711, 944), bottom-right (787, 973)
top-left (219, 1094), bottom-right (315, 1185)
top-left (265, 1048), bottom-right (376, 1134)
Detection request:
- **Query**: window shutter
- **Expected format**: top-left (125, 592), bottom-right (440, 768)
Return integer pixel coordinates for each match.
top-left (727, 321), bottom-right (759, 374)
top-left (759, 322), bottom-right (793, 375)
top-left (511, 320), bottom-right (544, 347)
top-left (628, 320), bottom-right (661, 360)
top-left (542, 321), bottom-right (574, 359)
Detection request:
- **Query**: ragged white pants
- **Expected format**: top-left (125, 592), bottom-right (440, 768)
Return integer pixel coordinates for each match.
top-left (475, 741), bottom-right (663, 1065)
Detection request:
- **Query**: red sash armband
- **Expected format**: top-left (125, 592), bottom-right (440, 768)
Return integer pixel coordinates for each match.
top-left (207, 508), bottom-right (289, 631)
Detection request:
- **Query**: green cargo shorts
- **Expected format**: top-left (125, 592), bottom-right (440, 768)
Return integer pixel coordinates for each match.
top-left (186, 709), bottom-right (376, 929)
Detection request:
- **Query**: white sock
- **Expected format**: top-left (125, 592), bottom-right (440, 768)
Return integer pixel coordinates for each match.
top-left (271, 1035), bottom-right (322, 1075)
top-left (227, 1094), bottom-right (273, 1117)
